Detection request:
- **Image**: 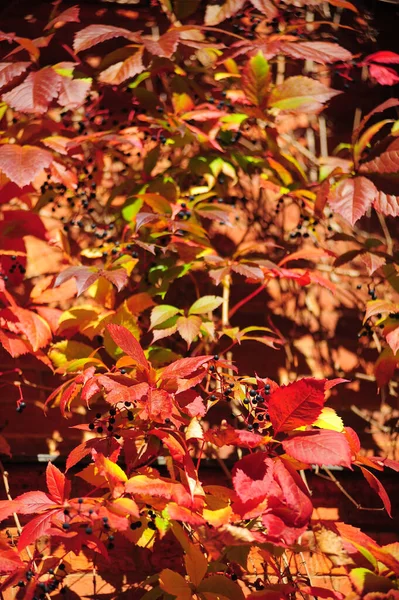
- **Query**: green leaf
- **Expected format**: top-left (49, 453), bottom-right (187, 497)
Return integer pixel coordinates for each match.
top-left (122, 197), bottom-right (144, 222)
top-left (242, 51), bottom-right (270, 108)
top-left (151, 305), bottom-right (182, 329)
top-left (349, 568), bottom-right (394, 594)
top-left (49, 341), bottom-right (97, 368)
top-left (189, 296), bottom-right (223, 315)
top-left (269, 76), bottom-right (340, 112)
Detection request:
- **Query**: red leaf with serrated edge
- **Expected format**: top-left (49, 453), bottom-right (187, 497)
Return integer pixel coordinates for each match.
top-left (282, 41), bottom-right (352, 64)
top-left (140, 387), bottom-right (173, 422)
top-left (46, 462), bottom-right (70, 504)
top-left (99, 49), bottom-right (144, 85)
top-left (0, 144), bottom-right (53, 187)
top-left (13, 490), bottom-right (56, 515)
top-left (106, 324), bottom-right (148, 370)
top-left (18, 509), bottom-right (62, 551)
top-left (360, 143), bottom-right (399, 174)
top-left (328, 176), bottom-right (377, 225)
top-left (160, 356), bottom-right (211, 381)
top-left (261, 513), bottom-right (306, 546)
top-left (142, 30), bottom-right (179, 58)
top-left (373, 191), bottom-right (399, 217)
top-left (44, 5), bottom-right (80, 30)
top-left (0, 542), bottom-right (24, 575)
top-left (371, 457), bottom-right (399, 472)
top-left (11, 307), bottom-right (52, 351)
top-left (344, 427), bottom-right (361, 453)
top-left (54, 265), bottom-right (98, 296)
top-left (282, 430), bottom-right (352, 468)
top-left (271, 459), bottom-right (313, 527)
top-left (0, 329), bottom-right (31, 357)
top-left (268, 378), bottom-right (325, 434)
top-left (73, 25), bottom-right (142, 53)
top-left (249, 0), bottom-right (278, 19)
top-left (365, 51), bottom-right (399, 64)
top-left (99, 268), bottom-right (128, 292)
top-left (58, 76), bottom-right (91, 109)
top-left (2, 67), bottom-right (61, 113)
top-left (359, 467), bottom-right (392, 517)
top-left (0, 61), bottom-right (30, 90)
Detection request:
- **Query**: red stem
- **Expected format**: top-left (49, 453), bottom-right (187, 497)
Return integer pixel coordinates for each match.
top-left (228, 285), bottom-right (266, 320)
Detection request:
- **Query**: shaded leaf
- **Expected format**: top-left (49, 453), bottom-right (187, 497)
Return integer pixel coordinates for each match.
top-left (269, 76), bottom-right (340, 112)
top-left (329, 176), bottom-right (377, 225)
top-left (2, 67), bottom-right (61, 113)
top-left (0, 61), bottom-right (30, 90)
top-left (73, 25), bottom-right (141, 53)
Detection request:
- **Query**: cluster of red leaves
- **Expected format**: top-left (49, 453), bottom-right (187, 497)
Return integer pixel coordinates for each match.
top-left (0, 0), bottom-right (398, 598)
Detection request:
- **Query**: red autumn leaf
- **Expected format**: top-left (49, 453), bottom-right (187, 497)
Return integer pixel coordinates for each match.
top-left (268, 378), bottom-right (326, 434)
top-left (99, 49), bottom-right (144, 85)
top-left (282, 430), bottom-right (353, 468)
top-left (365, 51), bottom-right (399, 64)
top-left (160, 355), bottom-right (211, 381)
top-left (141, 387), bottom-right (173, 422)
top-left (0, 330), bottom-right (31, 357)
top-left (281, 41), bottom-right (352, 64)
top-left (176, 390), bottom-right (206, 417)
top-left (0, 144), bottom-right (53, 187)
top-left (271, 459), bottom-right (313, 527)
top-left (0, 61), bottom-right (30, 90)
top-left (73, 25), bottom-right (142, 53)
top-left (335, 523), bottom-right (399, 574)
top-left (0, 541), bottom-right (24, 575)
top-left (261, 513), bottom-right (306, 546)
top-left (373, 191), bottom-right (399, 217)
top-left (328, 176), bottom-right (377, 225)
top-left (166, 503), bottom-right (205, 525)
top-left (360, 139), bottom-right (399, 174)
top-left (344, 427), bottom-right (361, 453)
top-left (99, 268), bottom-right (128, 292)
top-left (54, 265), bottom-right (99, 296)
top-left (58, 76), bottom-right (91, 109)
top-left (11, 490), bottom-right (56, 515)
top-left (18, 510), bottom-right (62, 551)
top-left (369, 64), bottom-right (399, 86)
top-left (46, 462), bottom-right (71, 504)
top-left (142, 30), bottom-right (180, 58)
top-left (233, 452), bottom-right (274, 504)
top-left (249, 0), bottom-right (278, 19)
top-left (359, 466), bottom-right (392, 517)
top-left (2, 67), bottom-right (61, 113)
top-left (106, 324), bottom-right (148, 370)
top-left (44, 5), bottom-right (80, 30)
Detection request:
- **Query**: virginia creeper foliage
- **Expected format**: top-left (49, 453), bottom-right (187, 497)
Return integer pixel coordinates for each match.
top-left (0, 0), bottom-right (398, 598)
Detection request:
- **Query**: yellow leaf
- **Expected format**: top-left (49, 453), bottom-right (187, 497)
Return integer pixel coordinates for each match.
top-left (313, 407), bottom-right (344, 432)
top-left (184, 543), bottom-right (207, 587)
top-left (186, 418), bottom-right (204, 441)
top-left (159, 569), bottom-right (192, 600)
top-left (203, 505), bottom-right (232, 528)
top-left (109, 497), bottom-right (140, 519)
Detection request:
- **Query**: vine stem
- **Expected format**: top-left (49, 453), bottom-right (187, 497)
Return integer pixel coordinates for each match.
top-left (229, 284), bottom-right (266, 320)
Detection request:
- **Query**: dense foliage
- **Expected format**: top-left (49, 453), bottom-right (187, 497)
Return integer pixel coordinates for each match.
top-left (0, 0), bottom-right (398, 598)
